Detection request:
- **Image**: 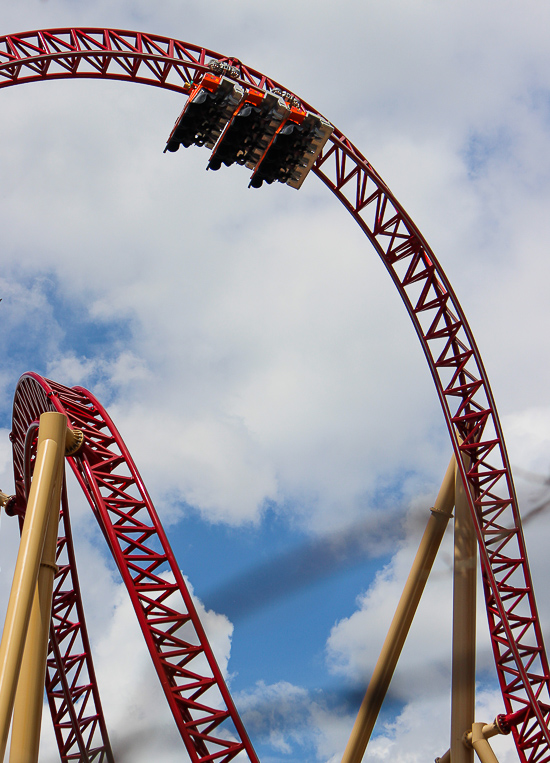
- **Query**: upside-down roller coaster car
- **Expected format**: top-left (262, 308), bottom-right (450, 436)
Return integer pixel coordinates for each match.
top-left (249, 110), bottom-right (333, 189)
top-left (164, 69), bottom-right (333, 189)
top-left (163, 72), bottom-right (244, 152)
top-left (207, 88), bottom-right (289, 171)
top-left (3, 26), bottom-right (550, 763)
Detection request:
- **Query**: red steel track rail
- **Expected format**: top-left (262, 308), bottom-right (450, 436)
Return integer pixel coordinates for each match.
top-left (11, 373), bottom-right (259, 763)
top-left (1, 25), bottom-right (549, 763)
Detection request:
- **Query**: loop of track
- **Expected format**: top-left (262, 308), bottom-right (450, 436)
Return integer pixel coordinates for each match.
top-left (11, 372), bottom-right (258, 763)
top-left (1, 26), bottom-right (549, 762)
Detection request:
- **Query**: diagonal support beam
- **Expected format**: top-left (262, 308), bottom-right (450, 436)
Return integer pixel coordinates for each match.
top-left (0, 413), bottom-right (68, 762)
top-left (340, 455), bottom-right (456, 763)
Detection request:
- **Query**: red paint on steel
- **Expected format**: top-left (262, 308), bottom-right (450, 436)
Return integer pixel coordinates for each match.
top-left (48, 483), bottom-right (114, 762)
top-left (11, 377), bottom-right (114, 762)
top-left (11, 373), bottom-right (259, 763)
top-left (1, 26), bottom-right (549, 762)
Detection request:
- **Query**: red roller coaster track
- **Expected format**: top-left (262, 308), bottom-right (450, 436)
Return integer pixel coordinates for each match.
top-left (1, 25), bottom-right (549, 763)
top-left (12, 373), bottom-right (259, 763)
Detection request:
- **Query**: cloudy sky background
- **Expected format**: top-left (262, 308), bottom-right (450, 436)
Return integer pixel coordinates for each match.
top-left (0, 0), bottom-right (550, 761)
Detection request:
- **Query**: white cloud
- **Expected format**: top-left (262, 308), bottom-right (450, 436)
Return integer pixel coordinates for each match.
top-left (35, 565), bottom-right (235, 763)
top-left (45, 353), bottom-right (100, 386)
top-left (322, 545), bottom-right (507, 763)
top-left (326, 519), bottom-right (455, 702)
top-left (355, 690), bottom-right (517, 763)
top-left (0, 2), bottom-right (549, 761)
top-left (237, 681), bottom-right (313, 754)
top-left (323, 499), bottom-right (549, 763)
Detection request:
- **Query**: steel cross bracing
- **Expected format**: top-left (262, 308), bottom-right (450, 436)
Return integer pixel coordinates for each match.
top-left (1, 25), bottom-right (549, 763)
top-left (47, 485), bottom-right (114, 763)
top-left (311, 140), bottom-right (550, 761)
top-left (11, 379), bottom-right (114, 762)
top-left (10, 373), bottom-right (259, 763)
top-left (0, 28), bottom-right (283, 94)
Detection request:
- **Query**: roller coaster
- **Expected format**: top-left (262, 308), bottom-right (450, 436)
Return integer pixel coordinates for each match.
top-left (0, 26), bottom-right (547, 763)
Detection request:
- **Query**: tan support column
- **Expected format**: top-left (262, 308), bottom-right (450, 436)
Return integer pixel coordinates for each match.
top-left (437, 718), bottom-right (507, 763)
top-left (450, 456), bottom-right (477, 763)
top-left (340, 456), bottom-right (456, 763)
top-left (469, 722), bottom-right (501, 763)
top-left (9, 413), bottom-right (67, 763)
top-left (0, 412), bottom-right (67, 762)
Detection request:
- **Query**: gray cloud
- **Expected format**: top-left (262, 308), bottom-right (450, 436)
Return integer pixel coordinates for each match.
top-left (1, 2), bottom-right (550, 760)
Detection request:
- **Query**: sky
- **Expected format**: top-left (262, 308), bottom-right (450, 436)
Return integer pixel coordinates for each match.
top-left (0, 1), bottom-right (550, 761)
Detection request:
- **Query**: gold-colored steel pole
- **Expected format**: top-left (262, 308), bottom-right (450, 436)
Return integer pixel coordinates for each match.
top-left (469, 722), bottom-right (501, 763)
top-left (0, 412), bottom-right (67, 762)
top-left (437, 720), bottom-right (505, 763)
top-left (9, 413), bottom-right (67, 763)
top-left (340, 456), bottom-right (456, 763)
top-left (8, 588), bottom-right (45, 763)
top-left (450, 457), bottom-right (477, 763)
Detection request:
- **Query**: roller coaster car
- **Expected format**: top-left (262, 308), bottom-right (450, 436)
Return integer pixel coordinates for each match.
top-left (207, 89), bottom-right (289, 171)
top-left (164, 72), bottom-right (244, 152)
top-left (249, 112), bottom-right (333, 189)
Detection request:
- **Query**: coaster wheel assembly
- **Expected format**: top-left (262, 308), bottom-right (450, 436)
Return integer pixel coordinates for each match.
top-left (0, 26), bottom-right (549, 763)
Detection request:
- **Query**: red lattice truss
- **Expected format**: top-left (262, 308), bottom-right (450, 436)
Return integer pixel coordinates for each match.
top-left (11, 374), bottom-right (258, 763)
top-left (1, 25), bottom-right (550, 763)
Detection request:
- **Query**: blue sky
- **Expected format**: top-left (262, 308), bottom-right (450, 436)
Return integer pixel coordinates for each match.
top-left (1, 1), bottom-right (550, 762)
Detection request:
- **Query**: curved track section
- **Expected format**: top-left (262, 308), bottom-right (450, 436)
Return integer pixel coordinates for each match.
top-left (1, 27), bottom-right (549, 762)
top-left (11, 372), bottom-right (259, 763)
top-left (13, 392), bottom-right (114, 763)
